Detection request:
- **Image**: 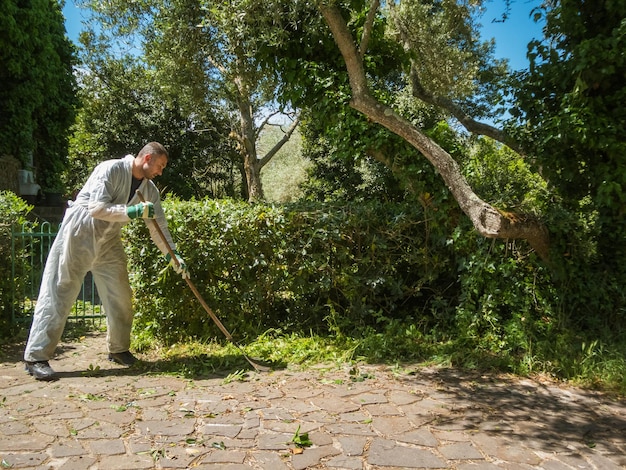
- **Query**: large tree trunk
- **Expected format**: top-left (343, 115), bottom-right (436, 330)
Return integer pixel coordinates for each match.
top-left (238, 106), bottom-right (265, 202)
top-left (319, 4), bottom-right (550, 261)
top-left (234, 98), bottom-right (300, 202)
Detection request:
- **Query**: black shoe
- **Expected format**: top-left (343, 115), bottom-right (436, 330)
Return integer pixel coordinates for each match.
top-left (108, 351), bottom-right (138, 366)
top-left (25, 361), bottom-right (57, 381)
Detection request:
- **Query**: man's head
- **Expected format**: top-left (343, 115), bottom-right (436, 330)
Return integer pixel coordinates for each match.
top-left (135, 142), bottom-right (169, 180)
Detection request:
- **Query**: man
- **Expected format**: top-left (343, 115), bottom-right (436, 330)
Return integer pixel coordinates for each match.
top-left (24, 142), bottom-right (189, 381)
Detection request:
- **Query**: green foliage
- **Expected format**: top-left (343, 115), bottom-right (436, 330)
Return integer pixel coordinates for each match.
top-left (124, 193), bottom-right (564, 373)
top-left (119, 192), bottom-right (626, 392)
top-left (462, 134), bottom-right (549, 213)
top-left (512, 1), bottom-right (626, 332)
top-left (0, 0), bottom-right (78, 191)
top-left (43, 0), bottom-right (625, 394)
top-left (0, 192), bottom-right (32, 338)
top-left (389, 0), bottom-right (508, 117)
top-left (68, 53), bottom-right (239, 199)
top-left (451, 233), bottom-right (556, 359)
top-left (517, 1), bottom-right (626, 209)
top-left (79, 0), bottom-right (309, 202)
top-left (299, 106), bottom-right (434, 203)
top-left (125, 197), bottom-right (454, 344)
top-left (291, 425), bottom-right (313, 448)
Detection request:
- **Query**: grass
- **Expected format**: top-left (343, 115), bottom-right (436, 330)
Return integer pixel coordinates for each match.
top-left (132, 332), bottom-right (358, 379)
top-left (2, 315), bottom-right (624, 396)
top-left (128, 325), bottom-right (626, 397)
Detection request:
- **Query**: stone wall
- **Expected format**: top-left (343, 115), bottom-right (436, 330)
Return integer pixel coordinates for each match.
top-left (0, 155), bottom-right (21, 194)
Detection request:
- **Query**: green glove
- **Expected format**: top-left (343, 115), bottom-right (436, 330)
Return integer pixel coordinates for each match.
top-left (127, 201), bottom-right (154, 219)
top-left (165, 250), bottom-right (190, 279)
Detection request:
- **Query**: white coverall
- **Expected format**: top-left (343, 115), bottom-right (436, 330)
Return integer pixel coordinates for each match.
top-left (24, 155), bottom-right (175, 362)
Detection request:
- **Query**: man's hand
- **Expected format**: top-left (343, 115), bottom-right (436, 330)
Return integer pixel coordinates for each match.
top-left (127, 202), bottom-right (155, 219)
top-left (165, 250), bottom-right (190, 279)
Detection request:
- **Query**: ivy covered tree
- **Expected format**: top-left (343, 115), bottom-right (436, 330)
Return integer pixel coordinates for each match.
top-left (512, 0), bottom-right (626, 327)
top-left (0, 0), bottom-right (78, 192)
top-left (515, 0), bottom-right (626, 258)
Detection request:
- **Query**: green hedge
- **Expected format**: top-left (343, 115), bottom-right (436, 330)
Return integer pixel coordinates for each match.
top-left (124, 197), bottom-right (557, 352)
top-left (0, 191), bottom-right (32, 337)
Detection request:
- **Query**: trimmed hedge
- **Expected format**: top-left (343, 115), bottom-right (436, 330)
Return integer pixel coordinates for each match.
top-left (124, 197), bottom-right (555, 351)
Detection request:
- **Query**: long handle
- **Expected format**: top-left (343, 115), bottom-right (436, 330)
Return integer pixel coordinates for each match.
top-left (136, 191), bottom-right (269, 371)
top-left (136, 191), bottom-right (234, 341)
top-left (135, 192), bottom-right (269, 371)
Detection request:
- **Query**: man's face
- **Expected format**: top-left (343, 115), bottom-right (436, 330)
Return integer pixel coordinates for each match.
top-left (143, 154), bottom-right (168, 180)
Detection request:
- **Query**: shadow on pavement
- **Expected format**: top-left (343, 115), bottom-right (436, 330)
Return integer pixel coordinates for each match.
top-left (400, 367), bottom-right (626, 456)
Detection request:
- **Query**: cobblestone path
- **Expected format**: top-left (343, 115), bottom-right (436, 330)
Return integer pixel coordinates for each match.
top-left (1, 333), bottom-right (625, 469)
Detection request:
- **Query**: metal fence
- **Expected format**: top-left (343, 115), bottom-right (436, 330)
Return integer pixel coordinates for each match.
top-left (11, 222), bottom-right (104, 327)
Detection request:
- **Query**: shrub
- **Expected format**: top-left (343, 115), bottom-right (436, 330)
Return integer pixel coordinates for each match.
top-left (124, 197), bottom-right (562, 356)
top-left (124, 197), bottom-right (456, 345)
top-left (0, 191), bottom-right (32, 337)
top-left (118, 196), bottom-right (626, 390)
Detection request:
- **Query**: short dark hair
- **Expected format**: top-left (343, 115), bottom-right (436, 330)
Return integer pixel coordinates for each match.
top-left (138, 142), bottom-right (168, 159)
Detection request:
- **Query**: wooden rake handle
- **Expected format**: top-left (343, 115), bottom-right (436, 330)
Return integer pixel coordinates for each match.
top-left (135, 190), bottom-right (233, 341)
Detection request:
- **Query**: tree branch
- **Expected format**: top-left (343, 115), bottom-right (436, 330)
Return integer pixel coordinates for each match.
top-left (359, 0), bottom-right (380, 59)
top-left (408, 61), bottom-right (526, 156)
top-left (256, 110), bottom-right (283, 140)
top-left (258, 115), bottom-right (300, 169)
top-left (318, 3), bottom-right (550, 261)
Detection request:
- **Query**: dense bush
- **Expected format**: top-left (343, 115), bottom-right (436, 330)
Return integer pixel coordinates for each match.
top-left (121, 194), bottom-right (626, 390)
top-left (125, 198), bottom-right (441, 343)
top-left (124, 197), bottom-right (555, 356)
top-left (0, 191), bottom-right (32, 337)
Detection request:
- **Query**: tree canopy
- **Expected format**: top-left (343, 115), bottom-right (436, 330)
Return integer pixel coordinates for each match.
top-left (67, 0), bottom-right (626, 269)
top-left (514, 0), bottom-right (626, 265)
top-left (0, 0), bottom-right (78, 191)
top-left (75, 0), bottom-right (302, 201)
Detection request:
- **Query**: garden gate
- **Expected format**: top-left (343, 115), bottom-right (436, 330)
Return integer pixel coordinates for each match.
top-left (11, 222), bottom-right (104, 326)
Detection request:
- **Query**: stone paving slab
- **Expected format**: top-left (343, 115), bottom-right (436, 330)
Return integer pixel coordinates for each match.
top-left (1, 333), bottom-right (625, 469)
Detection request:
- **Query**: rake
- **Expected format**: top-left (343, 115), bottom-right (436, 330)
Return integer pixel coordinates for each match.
top-left (136, 190), bottom-right (270, 372)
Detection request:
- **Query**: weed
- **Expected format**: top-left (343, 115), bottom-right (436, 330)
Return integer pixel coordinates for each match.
top-left (139, 448), bottom-right (166, 461)
top-left (349, 365), bottom-right (374, 382)
top-left (222, 369), bottom-right (248, 384)
top-left (81, 364), bottom-right (102, 377)
top-left (78, 393), bottom-right (105, 402)
top-left (291, 425), bottom-right (313, 448)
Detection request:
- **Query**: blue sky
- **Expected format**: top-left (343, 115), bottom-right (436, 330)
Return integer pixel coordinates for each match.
top-left (62, 0), bottom-right (544, 70)
top-left (62, 0), bottom-right (85, 43)
top-left (480, 0), bottom-right (545, 70)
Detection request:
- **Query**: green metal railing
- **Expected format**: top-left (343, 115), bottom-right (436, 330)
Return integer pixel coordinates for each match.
top-left (11, 222), bottom-right (104, 326)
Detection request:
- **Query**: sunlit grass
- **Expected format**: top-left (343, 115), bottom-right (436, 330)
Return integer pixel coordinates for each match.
top-left (130, 326), bottom-right (626, 396)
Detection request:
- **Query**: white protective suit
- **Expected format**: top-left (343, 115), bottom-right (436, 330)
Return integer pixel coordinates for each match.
top-left (24, 155), bottom-right (175, 362)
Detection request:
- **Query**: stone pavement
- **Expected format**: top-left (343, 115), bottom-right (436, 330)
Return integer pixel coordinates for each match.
top-left (1, 333), bottom-right (625, 470)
